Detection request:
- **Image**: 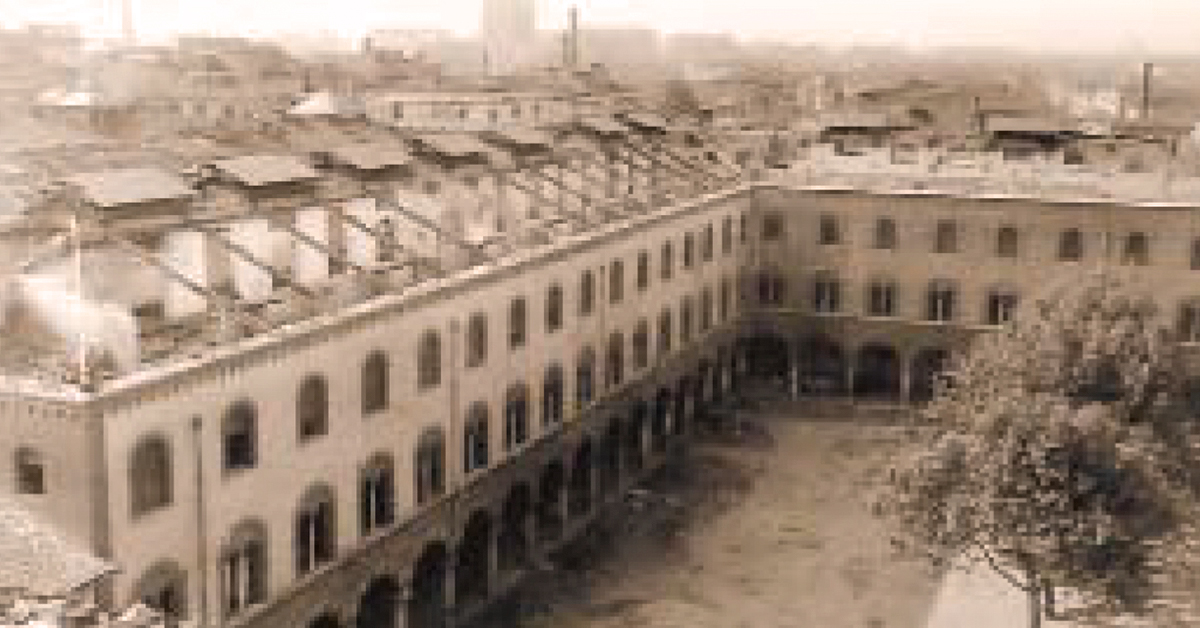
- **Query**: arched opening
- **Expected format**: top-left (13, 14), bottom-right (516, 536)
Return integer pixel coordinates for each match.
top-left (499, 483), bottom-right (532, 573)
top-left (741, 334), bottom-right (789, 380)
top-left (568, 440), bottom-right (593, 517)
top-left (222, 400), bottom-right (258, 472)
top-left (220, 519), bottom-right (268, 619)
top-left (130, 560), bottom-right (188, 623)
top-left (542, 364), bottom-right (564, 428)
top-left (359, 454), bottom-right (395, 536)
top-left (310, 613), bottom-right (342, 628)
top-left (297, 374), bottom-right (329, 441)
top-left (129, 435), bottom-right (173, 516)
top-left (536, 460), bottom-right (566, 543)
top-left (356, 576), bottom-right (401, 628)
top-left (597, 419), bottom-right (621, 497)
top-left (455, 510), bottom-right (492, 607)
top-left (504, 384), bottom-right (530, 451)
top-left (652, 388), bottom-right (671, 453)
top-left (800, 336), bottom-right (847, 396)
top-left (625, 402), bottom-right (647, 473)
top-left (294, 484), bottom-right (337, 576)
top-left (911, 348), bottom-right (950, 403)
top-left (854, 344), bottom-right (901, 399)
top-left (415, 428), bottom-right (445, 505)
top-left (407, 542), bottom-right (448, 628)
top-left (362, 351), bottom-right (389, 415)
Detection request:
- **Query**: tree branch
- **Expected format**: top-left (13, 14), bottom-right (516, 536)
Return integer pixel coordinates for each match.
top-left (977, 544), bottom-right (1037, 593)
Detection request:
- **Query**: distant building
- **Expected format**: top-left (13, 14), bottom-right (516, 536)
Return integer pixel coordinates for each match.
top-left (480, 0), bottom-right (537, 75)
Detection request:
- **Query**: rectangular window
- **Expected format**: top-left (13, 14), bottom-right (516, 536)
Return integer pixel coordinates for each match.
top-left (926, 283), bottom-right (957, 322)
top-left (636, 251), bottom-right (650, 291)
top-left (1180, 302), bottom-right (1200, 342)
top-left (874, 218), bottom-right (896, 250)
top-left (579, 271), bottom-right (595, 316)
top-left (1123, 232), bottom-right (1150, 266)
top-left (987, 292), bottom-right (1019, 326)
top-left (819, 214), bottom-right (840, 245)
top-left (609, 260), bottom-right (624, 304)
top-left (813, 274), bottom-right (841, 313)
top-left (935, 220), bottom-right (958, 254)
top-left (1191, 239), bottom-right (1200, 271)
top-left (997, 226), bottom-right (1019, 258)
top-left (661, 242), bottom-right (674, 281)
top-left (867, 282), bottom-right (896, 317)
top-left (762, 213), bottom-right (784, 241)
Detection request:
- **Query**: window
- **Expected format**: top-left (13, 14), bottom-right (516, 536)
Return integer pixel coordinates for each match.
top-left (997, 225), bottom-right (1019, 258)
top-left (606, 333), bottom-right (625, 388)
top-left (392, 102), bottom-right (404, 120)
top-left (466, 314), bottom-right (488, 368)
top-left (758, 270), bottom-right (785, 306)
top-left (133, 561), bottom-right (188, 623)
top-left (702, 223), bottom-right (714, 262)
top-left (660, 242), bottom-right (674, 280)
top-left (294, 486), bottom-right (336, 576)
top-left (874, 218), bottom-right (896, 250)
top-left (1179, 299), bottom-right (1200, 342)
top-left (15, 448), bottom-right (45, 495)
top-left (223, 401), bottom-right (257, 472)
top-left (130, 436), bottom-right (172, 516)
top-left (740, 214), bottom-right (748, 243)
top-left (464, 404), bottom-right (489, 473)
top-left (542, 365), bottom-right (565, 427)
top-left (504, 384), bottom-right (530, 450)
top-left (576, 347), bottom-right (596, 407)
top-left (684, 233), bottom-right (696, 269)
top-left (700, 288), bottom-right (714, 332)
top-left (633, 320), bottom-right (650, 370)
top-left (935, 220), bottom-right (958, 254)
top-left (658, 310), bottom-right (673, 356)
top-left (359, 455), bottom-right (394, 535)
top-left (417, 331), bottom-right (441, 390)
top-left (296, 375), bottom-right (329, 442)
top-left (579, 271), bottom-right (595, 316)
top-left (722, 216), bottom-right (734, 255)
top-left (866, 280), bottom-right (897, 317)
top-left (720, 277), bottom-right (732, 322)
top-left (681, 297), bottom-right (695, 343)
top-left (1059, 228), bottom-right (1084, 261)
top-left (545, 284), bottom-right (564, 332)
top-left (813, 271), bottom-right (841, 313)
top-left (609, 260), bottom-right (624, 304)
top-left (415, 428), bottom-right (445, 504)
top-left (986, 289), bottom-right (1019, 326)
top-left (636, 251), bottom-right (650, 291)
top-left (762, 213), bottom-right (784, 241)
top-left (819, 214), bottom-right (840, 245)
top-left (1192, 239), bottom-right (1200, 271)
top-left (361, 352), bottom-right (389, 415)
top-left (509, 298), bottom-right (527, 349)
top-left (926, 280), bottom-right (957, 322)
top-left (1123, 232), bottom-right (1149, 266)
top-left (221, 520), bottom-right (267, 617)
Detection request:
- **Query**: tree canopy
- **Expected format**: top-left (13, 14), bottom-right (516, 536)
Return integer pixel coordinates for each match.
top-left (882, 271), bottom-right (1200, 627)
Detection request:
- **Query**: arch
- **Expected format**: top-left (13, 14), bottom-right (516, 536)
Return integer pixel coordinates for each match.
top-left (569, 439), bottom-right (594, 517)
top-left (680, 296), bottom-right (695, 342)
top-left (700, 288), bottom-right (714, 331)
top-left (221, 518), bottom-right (268, 618)
top-left (455, 510), bottom-right (492, 606)
top-left (356, 576), bottom-right (401, 628)
top-left (360, 453), bottom-right (395, 536)
top-left (579, 270), bottom-right (596, 316)
top-left (408, 542), bottom-right (448, 628)
top-left (499, 483), bottom-right (532, 573)
top-left (609, 259), bottom-right (625, 304)
top-left (298, 374), bottom-right (330, 441)
top-left (222, 399), bottom-right (258, 472)
top-left (466, 313), bottom-right (488, 368)
top-left (361, 351), bottom-right (389, 415)
top-left (800, 336), bottom-right (847, 396)
top-left (658, 309), bottom-right (673, 355)
top-left (633, 319), bottom-right (650, 371)
top-left (464, 403), bottom-right (490, 473)
top-left (625, 402), bottom-right (647, 473)
top-left (911, 348), bottom-right (950, 403)
top-left (129, 434), bottom-right (172, 516)
top-left (597, 419), bottom-right (621, 497)
top-left (504, 383), bottom-right (530, 450)
top-left (606, 332), bottom-right (625, 389)
top-left (417, 330), bottom-right (441, 390)
top-left (545, 283), bottom-right (564, 332)
top-left (415, 428), bottom-right (445, 505)
top-left (130, 559), bottom-right (188, 622)
top-left (742, 333), bottom-right (789, 380)
top-left (536, 460), bottom-right (566, 543)
top-left (295, 483), bottom-right (337, 576)
top-left (652, 388), bottom-right (671, 452)
top-left (854, 344), bottom-right (901, 399)
top-left (509, 297), bottom-right (528, 348)
top-left (576, 346), bottom-right (596, 407)
top-left (542, 364), bottom-right (565, 427)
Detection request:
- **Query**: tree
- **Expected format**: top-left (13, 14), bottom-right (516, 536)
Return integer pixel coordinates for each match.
top-left (663, 79), bottom-right (701, 119)
top-left (881, 271), bottom-right (1200, 628)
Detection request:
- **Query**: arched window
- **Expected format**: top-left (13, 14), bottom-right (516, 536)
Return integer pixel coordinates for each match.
top-left (295, 485), bottom-right (336, 576)
top-left (813, 270), bottom-right (841, 313)
top-left (636, 250), bottom-right (650, 291)
top-left (509, 298), bottom-right (527, 349)
top-left (661, 241), bottom-right (674, 281)
top-left (576, 347), bottom-right (596, 407)
top-left (722, 216), bottom-right (733, 255)
top-left (997, 225), bottom-right (1019, 258)
top-left (223, 401), bottom-right (257, 472)
top-left (702, 223), bottom-right (714, 261)
top-left (609, 259), bottom-right (624, 304)
top-left (415, 428), bottom-right (445, 505)
top-left (130, 435), bottom-right (172, 516)
top-left (986, 287), bottom-right (1020, 326)
top-left (359, 454), bottom-right (395, 536)
top-left (14, 447), bottom-right (45, 495)
top-left (866, 279), bottom-right (897, 317)
top-left (464, 404), bottom-right (489, 473)
top-left (505, 384), bottom-right (530, 450)
top-left (633, 320), bottom-right (650, 370)
top-left (545, 284), bottom-right (564, 332)
top-left (874, 217), bottom-right (896, 250)
top-left (417, 330), bottom-right (441, 390)
top-left (1123, 231), bottom-right (1150, 266)
top-left (1059, 228), bottom-right (1084, 261)
top-left (658, 309), bottom-right (673, 355)
top-left (680, 297), bottom-right (695, 343)
top-left (700, 288), bottom-right (714, 332)
top-left (222, 519), bottom-right (267, 618)
top-left (297, 375), bottom-right (329, 442)
top-left (720, 277), bottom-right (733, 322)
top-left (606, 332), bottom-right (625, 388)
top-left (683, 233), bottom-right (696, 269)
top-left (466, 313), bottom-right (488, 368)
top-left (132, 560), bottom-right (188, 622)
top-left (542, 364), bottom-right (564, 426)
top-left (361, 351), bottom-right (389, 416)
top-left (579, 271), bottom-right (595, 317)
top-left (926, 279), bottom-right (957, 322)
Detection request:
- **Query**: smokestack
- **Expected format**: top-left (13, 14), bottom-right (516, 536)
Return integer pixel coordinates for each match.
top-left (1142, 62), bottom-right (1153, 120)
top-left (568, 4), bottom-right (580, 68)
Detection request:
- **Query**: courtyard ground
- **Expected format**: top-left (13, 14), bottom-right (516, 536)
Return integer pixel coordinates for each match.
top-left (472, 399), bottom-right (947, 628)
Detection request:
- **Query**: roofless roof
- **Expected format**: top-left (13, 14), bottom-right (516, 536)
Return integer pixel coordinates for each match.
top-left (67, 167), bottom-right (194, 208)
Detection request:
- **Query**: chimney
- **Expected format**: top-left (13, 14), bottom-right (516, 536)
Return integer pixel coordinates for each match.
top-left (1142, 62), bottom-right (1153, 120)
top-left (568, 5), bottom-right (580, 68)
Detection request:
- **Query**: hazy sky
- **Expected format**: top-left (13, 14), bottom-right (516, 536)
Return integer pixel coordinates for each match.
top-left (3, 0), bottom-right (1200, 54)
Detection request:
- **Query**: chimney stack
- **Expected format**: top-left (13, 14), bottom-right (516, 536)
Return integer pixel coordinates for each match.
top-left (568, 5), bottom-right (580, 69)
top-left (1142, 62), bottom-right (1153, 120)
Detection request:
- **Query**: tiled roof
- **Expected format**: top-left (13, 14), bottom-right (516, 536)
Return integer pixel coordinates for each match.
top-left (210, 155), bottom-right (319, 187)
top-left (66, 168), bottom-right (194, 209)
top-left (0, 496), bottom-right (116, 597)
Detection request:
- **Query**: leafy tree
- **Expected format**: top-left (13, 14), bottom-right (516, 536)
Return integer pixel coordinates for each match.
top-left (881, 271), bottom-right (1200, 628)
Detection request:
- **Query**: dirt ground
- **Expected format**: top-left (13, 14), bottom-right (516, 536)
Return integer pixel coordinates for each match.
top-left (472, 402), bottom-right (944, 628)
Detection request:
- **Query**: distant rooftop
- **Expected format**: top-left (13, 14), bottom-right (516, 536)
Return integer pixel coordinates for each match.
top-left (67, 168), bottom-right (194, 208)
top-left (208, 155), bottom-right (320, 187)
top-left (318, 143), bottom-right (412, 171)
top-left (0, 496), bottom-right (115, 597)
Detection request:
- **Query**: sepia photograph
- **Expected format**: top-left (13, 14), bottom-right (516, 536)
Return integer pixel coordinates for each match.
top-left (3, 1), bottom-right (1200, 627)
